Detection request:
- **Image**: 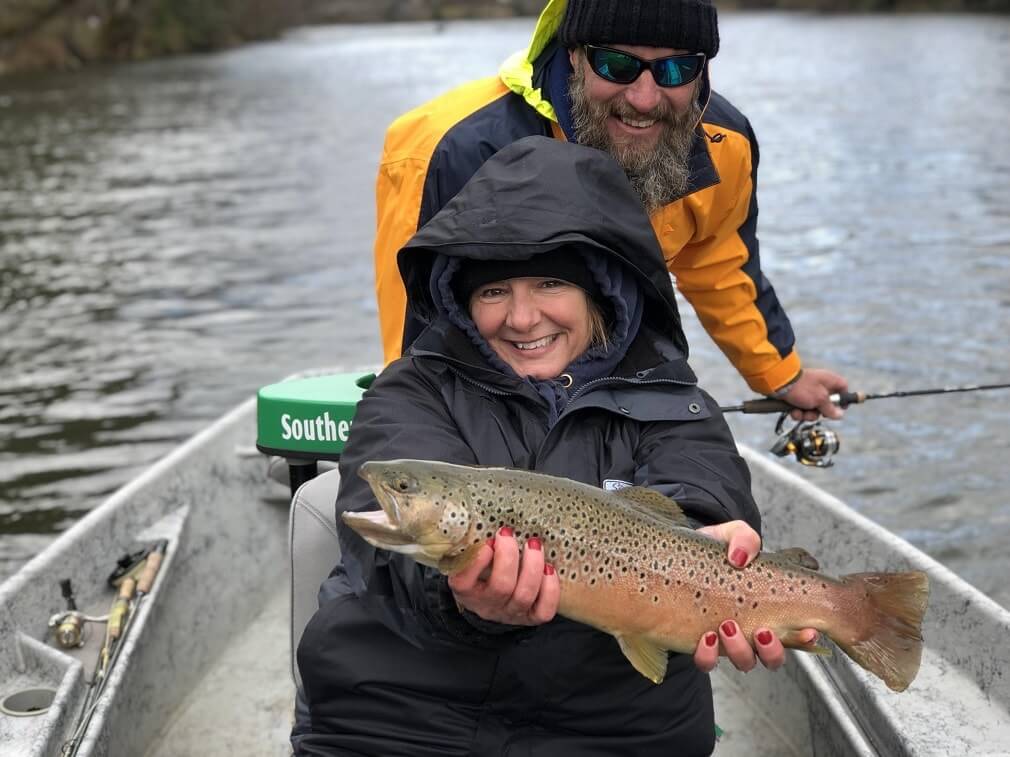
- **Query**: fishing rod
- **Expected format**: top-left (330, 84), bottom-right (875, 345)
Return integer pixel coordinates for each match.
top-left (719, 382), bottom-right (1010, 467)
top-left (721, 382), bottom-right (1010, 415)
top-left (61, 539), bottom-right (168, 757)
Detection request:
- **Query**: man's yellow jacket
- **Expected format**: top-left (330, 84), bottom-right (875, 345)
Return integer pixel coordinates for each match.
top-left (373, 0), bottom-right (802, 395)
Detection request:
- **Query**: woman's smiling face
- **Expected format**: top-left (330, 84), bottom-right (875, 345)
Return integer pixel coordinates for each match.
top-left (469, 277), bottom-right (593, 380)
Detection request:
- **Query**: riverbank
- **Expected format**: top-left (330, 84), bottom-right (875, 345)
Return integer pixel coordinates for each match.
top-left (0, 0), bottom-right (542, 76)
top-left (2, 0), bottom-right (1007, 77)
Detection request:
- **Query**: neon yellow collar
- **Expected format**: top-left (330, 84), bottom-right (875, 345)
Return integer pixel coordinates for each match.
top-left (498, 0), bottom-right (567, 122)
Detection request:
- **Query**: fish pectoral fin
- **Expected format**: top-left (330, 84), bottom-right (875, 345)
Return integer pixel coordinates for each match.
top-left (611, 487), bottom-right (690, 527)
top-left (616, 634), bottom-right (669, 684)
top-left (437, 542), bottom-right (486, 576)
top-left (775, 547), bottom-right (821, 571)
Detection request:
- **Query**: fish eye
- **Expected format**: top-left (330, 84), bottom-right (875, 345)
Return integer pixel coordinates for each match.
top-left (394, 477), bottom-right (414, 492)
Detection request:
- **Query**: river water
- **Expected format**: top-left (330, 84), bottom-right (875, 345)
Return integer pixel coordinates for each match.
top-left (1, 14), bottom-right (1009, 607)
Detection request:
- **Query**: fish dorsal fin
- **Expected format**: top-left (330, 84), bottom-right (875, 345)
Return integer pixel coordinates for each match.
top-left (616, 634), bottom-right (669, 684)
top-left (774, 547), bottom-right (821, 571)
top-left (611, 486), bottom-right (691, 527)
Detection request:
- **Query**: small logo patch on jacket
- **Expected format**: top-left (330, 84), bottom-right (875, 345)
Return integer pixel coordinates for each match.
top-left (603, 479), bottom-right (632, 491)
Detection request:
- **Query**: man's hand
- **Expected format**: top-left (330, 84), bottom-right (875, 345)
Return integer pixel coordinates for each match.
top-left (448, 526), bottom-right (560, 626)
top-left (781, 368), bottom-right (849, 421)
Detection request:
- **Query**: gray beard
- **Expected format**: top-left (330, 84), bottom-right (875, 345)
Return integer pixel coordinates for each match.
top-left (569, 64), bottom-right (702, 213)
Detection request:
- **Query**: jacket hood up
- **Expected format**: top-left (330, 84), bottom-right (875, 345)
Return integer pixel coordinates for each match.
top-left (397, 135), bottom-right (688, 356)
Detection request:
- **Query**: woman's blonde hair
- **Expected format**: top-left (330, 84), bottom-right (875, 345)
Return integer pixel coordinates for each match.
top-left (586, 296), bottom-right (610, 351)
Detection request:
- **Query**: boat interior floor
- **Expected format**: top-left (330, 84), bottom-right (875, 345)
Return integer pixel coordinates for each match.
top-left (145, 580), bottom-right (294, 757)
top-left (141, 582), bottom-right (806, 757)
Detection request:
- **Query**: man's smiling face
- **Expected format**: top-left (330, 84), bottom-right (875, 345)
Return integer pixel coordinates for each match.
top-left (568, 44), bottom-right (704, 210)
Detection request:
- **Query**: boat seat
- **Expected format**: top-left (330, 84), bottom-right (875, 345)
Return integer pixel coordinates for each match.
top-left (288, 467), bottom-right (343, 689)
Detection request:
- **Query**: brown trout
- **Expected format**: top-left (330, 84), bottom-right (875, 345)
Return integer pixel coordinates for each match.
top-left (343, 459), bottom-right (929, 692)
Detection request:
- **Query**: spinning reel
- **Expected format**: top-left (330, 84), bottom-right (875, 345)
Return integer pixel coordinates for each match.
top-left (769, 413), bottom-right (841, 468)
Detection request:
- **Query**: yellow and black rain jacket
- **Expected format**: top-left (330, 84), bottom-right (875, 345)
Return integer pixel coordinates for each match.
top-left (373, 0), bottom-right (802, 395)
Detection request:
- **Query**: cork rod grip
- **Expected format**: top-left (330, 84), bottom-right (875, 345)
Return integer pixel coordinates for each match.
top-left (137, 550), bottom-right (163, 595)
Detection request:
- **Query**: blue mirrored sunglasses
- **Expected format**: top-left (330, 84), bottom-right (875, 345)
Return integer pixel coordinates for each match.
top-left (584, 45), bottom-right (706, 88)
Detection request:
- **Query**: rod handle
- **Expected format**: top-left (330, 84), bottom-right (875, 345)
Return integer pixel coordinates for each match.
top-left (737, 398), bottom-right (792, 414)
top-left (830, 391), bottom-right (866, 407)
top-left (108, 578), bottom-right (136, 640)
top-left (136, 544), bottom-right (166, 595)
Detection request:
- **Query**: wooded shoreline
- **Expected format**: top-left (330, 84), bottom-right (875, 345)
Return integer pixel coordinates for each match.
top-left (1, 0), bottom-right (1007, 77)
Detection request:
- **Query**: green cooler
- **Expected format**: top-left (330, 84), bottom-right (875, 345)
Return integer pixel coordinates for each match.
top-left (256, 372), bottom-right (374, 494)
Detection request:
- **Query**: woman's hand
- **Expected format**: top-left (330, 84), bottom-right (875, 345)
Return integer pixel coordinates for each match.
top-left (692, 520), bottom-right (818, 673)
top-left (448, 526), bottom-right (560, 626)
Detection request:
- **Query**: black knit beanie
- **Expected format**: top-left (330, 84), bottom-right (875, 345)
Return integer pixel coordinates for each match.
top-left (452, 247), bottom-right (603, 307)
top-left (558, 0), bottom-right (719, 59)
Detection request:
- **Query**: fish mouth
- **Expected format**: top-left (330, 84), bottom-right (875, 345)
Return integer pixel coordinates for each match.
top-left (340, 506), bottom-right (415, 549)
top-left (345, 463), bottom-right (454, 567)
top-left (342, 472), bottom-right (411, 544)
top-left (357, 462), bottom-right (411, 526)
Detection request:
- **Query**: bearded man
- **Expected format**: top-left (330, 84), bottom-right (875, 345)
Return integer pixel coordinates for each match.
top-left (372, 0), bottom-right (847, 415)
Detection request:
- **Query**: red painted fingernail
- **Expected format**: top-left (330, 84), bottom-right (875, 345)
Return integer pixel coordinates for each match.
top-left (499, 526), bottom-right (514, 537)
top-left (704, 632), bottom-right (718, 648)
top-left (487, 537), bottom-right (496, 549)
top-left (527, 537), bottom-right (542, 551)
top-left (756, 630), bottom-right (773, 645)
top-left (544, 564), bottom-right (555, 576)
top-left (721, 621), bottom-right (737, 638)
top-left (730, 549), bottom-right (748, 568)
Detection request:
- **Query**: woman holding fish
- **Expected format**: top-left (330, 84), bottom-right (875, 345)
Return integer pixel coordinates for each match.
top-left (294, 136), bottom-right (815, 756)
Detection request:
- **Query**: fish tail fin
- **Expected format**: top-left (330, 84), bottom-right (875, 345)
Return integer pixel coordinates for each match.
top-left (834, 571), bottom-right (929, 692)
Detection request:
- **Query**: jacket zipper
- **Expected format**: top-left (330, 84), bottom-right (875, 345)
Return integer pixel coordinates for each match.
top-left (446, 366), bottom-right (525, 400)
top-left (565, 375), bottom-right (696, 407)
top-left (447, 367), bottom-right (697, 411)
